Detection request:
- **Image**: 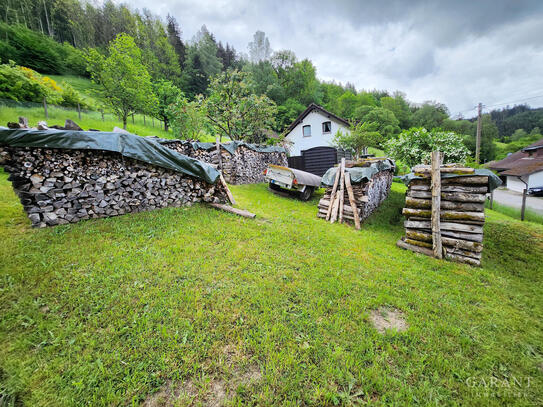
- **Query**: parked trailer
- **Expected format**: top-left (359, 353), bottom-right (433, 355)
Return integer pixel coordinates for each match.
top-left (264, 164), bottom-right (322, 201)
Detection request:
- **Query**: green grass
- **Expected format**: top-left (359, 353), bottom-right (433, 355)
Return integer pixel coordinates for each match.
top-left (49, 74), bottom-right (104, 108)
top-left (0, 171), bottom-right (542, 406)
top-left (485, 200), bottom-right (543, 225)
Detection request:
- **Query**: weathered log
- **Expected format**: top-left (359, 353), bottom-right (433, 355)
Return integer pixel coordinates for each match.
top-left (326, 164), bottom-right (341, 221)
top-left (409, 184), bottom-right (488, 194)
top-left (397, 238), bottom-right (481, 266)
top-left (409, 176), bottom-right (489, 186)
top-left (208, 203), bottom-right (255, 218)
top-left (405, 229), bottom-right (483, 252)
top-left (407, 190), bottom-right (486, 203)
top-left (396, 238), bottom-right (435, 256)
top-left (404, 220), bottom-right (483, 234)
top-left (412, 165), bottom-right (475, 176)
top-left (344, 172), bottom-right (361, 229)
top-left (405, 196), bottom-right (485, 212)
top-left (402, 208), bottom-right (485, 222)
top-left (445, 252), bottom-right (481, 267)
top-left (338, 158), bottom-right (346, 223)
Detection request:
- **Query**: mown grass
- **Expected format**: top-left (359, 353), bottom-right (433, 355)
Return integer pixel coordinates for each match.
top-left (0, 171), bottom-right (542, 406)
top-left (485, 200), bottom-right (543, 225)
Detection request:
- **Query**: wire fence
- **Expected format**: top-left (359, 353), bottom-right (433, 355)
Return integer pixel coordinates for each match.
top-left (0, 98), bottom-right (166, 130)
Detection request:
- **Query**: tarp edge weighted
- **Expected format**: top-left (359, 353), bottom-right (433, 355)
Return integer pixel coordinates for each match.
top-left (396, 168), bottom-right (502, 192)
top-left (321, 159), bottom-right (395, 186)
top-left (0, 129), bottom-right (221, 184)
top-left (156, 138), bottom-right (286, 155)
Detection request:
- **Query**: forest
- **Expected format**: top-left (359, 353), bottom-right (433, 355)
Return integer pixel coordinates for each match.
top-left (1, 0), bottom-right (542, 164)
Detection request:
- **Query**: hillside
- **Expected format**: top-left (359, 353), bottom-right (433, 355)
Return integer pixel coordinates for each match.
top-left (0, 174), bottom-right (541, 406)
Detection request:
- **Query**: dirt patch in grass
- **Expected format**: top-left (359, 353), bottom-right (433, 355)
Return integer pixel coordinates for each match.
top-left (142, 346), bottom-right (262, 407)
top-left (369, 307), bottom-right (408, 334)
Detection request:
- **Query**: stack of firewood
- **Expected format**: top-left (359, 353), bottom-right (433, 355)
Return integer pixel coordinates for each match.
top-left (317, 158), bottom-right (393, 229)
top-left (396, 157), bottom-right (488, 266)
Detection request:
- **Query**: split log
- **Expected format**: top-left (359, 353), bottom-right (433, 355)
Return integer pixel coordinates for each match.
top-left (413, 165), bottom-right (475, 176)
top-left (405, 229), bottom-right (483, 252)
top-left (208, 203), bottom-right (256, 218)
top-left (405, 197), bottom-right (484, 212)
top-left (409, 176), bottom-right (489, 186)
top-left (397, 238), bottom-right (481, 266)
top-left (407, 190), bottom-right (486, 203)
top-left (404, 220), bottom-right (483, 234)
top-left (409, 184), bottom-right (488, 194)
top-left (445, 253), bottom-right (481, 267)
top-left (402, 208), bottom-right (485, 223)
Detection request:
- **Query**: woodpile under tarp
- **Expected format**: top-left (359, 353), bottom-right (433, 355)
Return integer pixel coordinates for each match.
top-left (317, 157), bottom-right (395, 229)
top-left (396, 152), bottom-right (502, 266)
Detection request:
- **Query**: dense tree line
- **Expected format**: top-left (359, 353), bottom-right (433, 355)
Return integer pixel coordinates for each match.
top-left (2, 0), bottom-right (542, 163)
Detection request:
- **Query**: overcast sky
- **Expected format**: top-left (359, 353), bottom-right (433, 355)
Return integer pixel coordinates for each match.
top-left (125, 0), bottom-right (543, 118)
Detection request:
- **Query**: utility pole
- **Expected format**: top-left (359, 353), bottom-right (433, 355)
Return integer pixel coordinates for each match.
top-left (475, 102), bottom-right (482, 164)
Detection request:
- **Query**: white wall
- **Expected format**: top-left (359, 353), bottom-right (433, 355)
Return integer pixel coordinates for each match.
top-left (506, 176), bottom-right (527, 192)
top-left (507, 171), bottom-right (543, 191)
top-left (528, 170), bottom-right (543, 188)
top-left (284, 110), bottom-right (350, 156)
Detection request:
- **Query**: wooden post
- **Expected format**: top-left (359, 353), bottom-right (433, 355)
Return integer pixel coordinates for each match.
top-left (143, 114), bottom-right (146, 125)
top-left (43, 97), bottom-right (48, 119)
top-left (216, 135), bottom-right (222, 171)
top-left (100, 108), bottom-right (104, 121)
top-left (330, 159), bottom-right (345, 224)
top-left (338, 158), bottom-right (346, 223)
top-left (325, 163), bottom-right (342, 221)
top-left (77, 103), bottom-right (81, 120)
top-left (431, 151), bottom-right (443, 259)
top-left (475, 102), bottom-right (482, 164)
top-left (344, 171), bottom-right (361, 230)
top-left (521, 187), bottom-right (527, 221)
top-left (132, 114), bottom-right (135, 124)
top-left (152, 117), bottom-right (155, 127)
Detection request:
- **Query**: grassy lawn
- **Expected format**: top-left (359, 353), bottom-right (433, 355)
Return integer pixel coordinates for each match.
top-left (0, 173), bottom-right (542, 406)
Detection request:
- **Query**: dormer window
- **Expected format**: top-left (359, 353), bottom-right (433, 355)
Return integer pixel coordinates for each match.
top-left (303, 125), bottom-right (311, 137)
top-left (322, 121), bottom-right (331, 133)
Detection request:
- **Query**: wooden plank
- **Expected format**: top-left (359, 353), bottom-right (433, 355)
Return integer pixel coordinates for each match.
top-left (219, 174), bottom-right (236, 205)
top-left (405, 197), bottom-right (484, 212)
top-left (410, 176), bottom-right (489, 186)
top-left (338, 158), bottom-right (346, 223)
top-left (431, 151), bottom-right (442, 259)
top-left (445, 252), bottom-right (481, 267)
top-left (325, 164), bottom-right (341, 221)
top-left (208, 203), bottom-right (255, 218)
top-left (402, 208), bottom-right (485, 223)
top-left (404, 220), bottom-right (483, 234)
top-left (330, 159), bottom-right (345, 224)
top-left (344, 171), bottom-right (361, 229)
top-left (398, 238), bottom-right (481, 266)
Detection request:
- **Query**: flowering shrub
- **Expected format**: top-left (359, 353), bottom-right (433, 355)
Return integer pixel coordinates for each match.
top-left (0, 62), bottom-right (85, 107)
top-left (384, 127), bottom-right (470, 168)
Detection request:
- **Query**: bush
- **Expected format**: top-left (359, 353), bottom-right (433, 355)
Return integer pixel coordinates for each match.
top-left (0, 63), bottom-right (86, 107)
top-left (384, 127), bottom-right (470, 168)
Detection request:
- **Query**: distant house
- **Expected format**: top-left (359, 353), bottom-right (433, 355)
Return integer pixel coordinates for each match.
top-left (283, 103), bottom-right (352, 176)
top-left (488, 138), bottom-right (543, 192)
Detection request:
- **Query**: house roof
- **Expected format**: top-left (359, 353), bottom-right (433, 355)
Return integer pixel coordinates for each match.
top-left (500, 157), bottom-right (543, 177)
top-left (487, 138), bottom-right (543, 171)
top-left (285, 103), bottom-right (350, 134)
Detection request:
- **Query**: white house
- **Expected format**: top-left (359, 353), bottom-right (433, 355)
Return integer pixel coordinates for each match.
top-left (284, 104), bottom-right (351, 156)
top-left (489, 139), bottom-right (543, 192)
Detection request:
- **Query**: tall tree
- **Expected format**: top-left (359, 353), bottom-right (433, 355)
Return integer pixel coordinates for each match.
top-left (180, 49), bottom-right (208, 99)
top-left (192, 25), bottom-right (222, 77)
top-left (248, 30), bottom-right (271, 63)
top-left (153, 79), bottom-right (182, 131)
top-left (166, 14), bottom-right (185, 69)
top-left (85, 33), bottom-right (157, 129)
top-left (200, 69), bottom-right (277, 142)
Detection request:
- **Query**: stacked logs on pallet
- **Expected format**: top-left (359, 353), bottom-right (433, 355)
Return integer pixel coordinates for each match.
top-left (396, 156), bottom-right (488, 266)
top-left (0, 146), bottom-right (229, 227)
top-left (161, 140), bottom-right (288, 185)
top-left (317, 158), bottom-right (394, 229)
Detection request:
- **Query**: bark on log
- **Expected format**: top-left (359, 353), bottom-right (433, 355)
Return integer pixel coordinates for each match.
top-left (402, 208), bottom-right (485, 222)
top-left (407, 190), bottom-right (486, 203)
top-left (405, 229), bottom-right (483, 252)
top-left (405, 197), bottom-right (485, 212)
top-left (404, 220), bottom-right (483, 234)
top-left (409, 184), bottom-right (488, 194)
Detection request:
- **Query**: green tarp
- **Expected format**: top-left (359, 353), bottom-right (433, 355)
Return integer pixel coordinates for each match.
top-left (396, 168), bottom-right (502, 192)
top-left (0, 129), bottom-right (221, 184)
top-left (321, 159), bottom-right (395, 186)
top-left (157, 138), bottom-right (286, 155)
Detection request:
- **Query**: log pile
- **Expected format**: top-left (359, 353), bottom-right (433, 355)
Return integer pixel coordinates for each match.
top-left (161, 141), bottom-right (288, 184)
top-left (317, 158), bottom-right (394, 229)
top-left (0, 146), bottom-right (229, 227)
top-left (396, 160), bottom-right (489, 266)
